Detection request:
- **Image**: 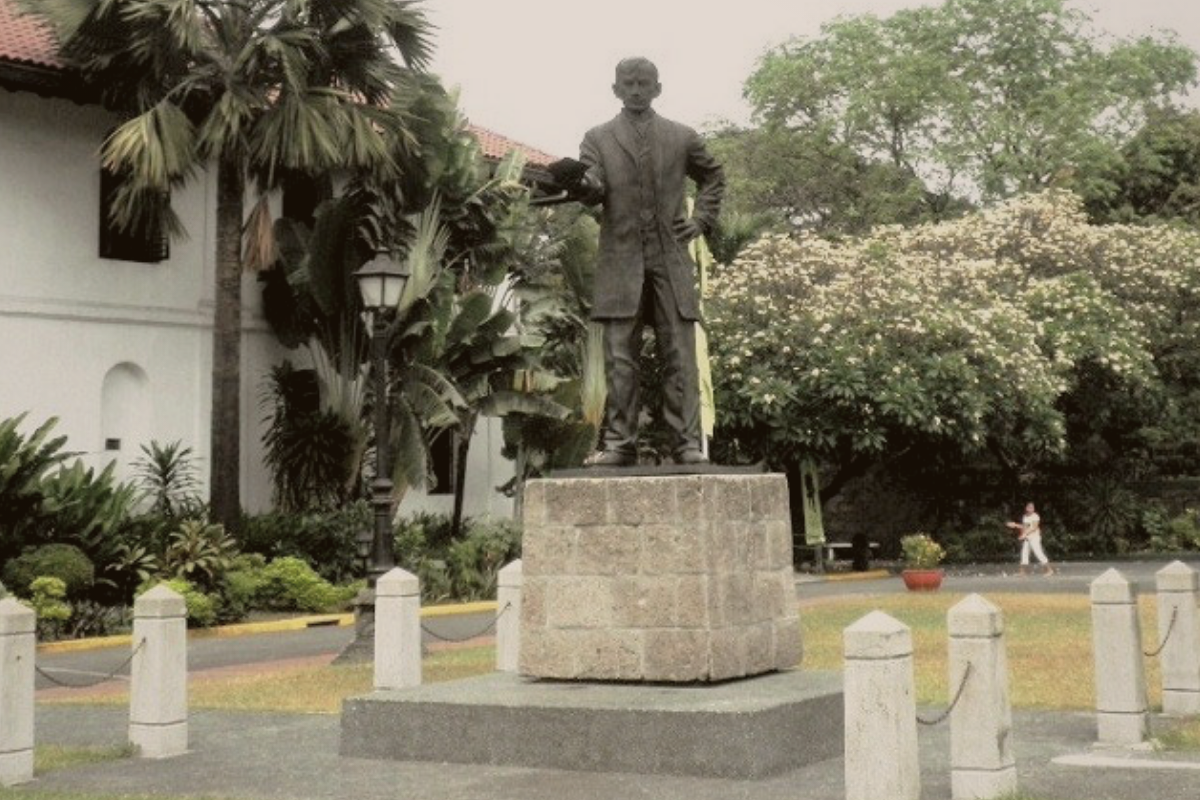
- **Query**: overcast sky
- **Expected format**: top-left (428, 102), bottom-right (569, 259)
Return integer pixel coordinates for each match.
top-left (425, 0), bottom-right (1200, 158)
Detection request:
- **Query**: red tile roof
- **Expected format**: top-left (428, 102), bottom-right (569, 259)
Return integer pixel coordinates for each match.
top-left (468, 124), bottom-right (557, 167)
top-left (0, 0), bottom-right (61, 69)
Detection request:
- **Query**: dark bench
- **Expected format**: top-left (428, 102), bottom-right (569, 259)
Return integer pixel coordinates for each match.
top-left (797, 540), bottom-right (881, 569)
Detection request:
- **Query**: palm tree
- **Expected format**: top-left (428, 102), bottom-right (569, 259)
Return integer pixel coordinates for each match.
top-left (22, 0), bottom-right (433, 530)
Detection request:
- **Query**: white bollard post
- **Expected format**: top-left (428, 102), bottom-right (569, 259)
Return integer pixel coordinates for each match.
top-left (496, 559), bottom-right (522, 673)
top-left (1155, 560), bottom-right (1200, 716)
top-left (949, 594), bottom-right (1017, 800)
top-left (1090, 568), bottom-right (1148, 745)
top-left (0, 599), bottom-right (36, 786)
top-left (374, 567), bottom-right (421, 690)
top-left (130, 584), bottom-right (188, 759)
top-left (844, 611), bottom-right (920, 800)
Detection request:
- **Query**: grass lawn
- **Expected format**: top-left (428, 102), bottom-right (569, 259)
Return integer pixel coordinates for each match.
top-left (39, 644), bottom-right (495, 714)
top-left (33, 745), bottom-right (133, 774)
top-left (39, 592), bottom-right (1177, 714)
top-left (41, 592), bottom-right (1171, 714)
top-left (798, 591), bottom-right (1164, 710)
top-left (1155, 717), bottom-right (1200, 750)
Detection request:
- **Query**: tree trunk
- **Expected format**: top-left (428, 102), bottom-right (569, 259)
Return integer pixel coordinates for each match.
top-left (450, 411), bottom-right (477, 541)
top-left (210, 157), bottom-right (244, 533)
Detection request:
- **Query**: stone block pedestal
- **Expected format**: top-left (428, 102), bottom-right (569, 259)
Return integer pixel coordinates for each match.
top-left (341, 670), bottom-right (842, 778)
top-left (519, 472), bottom-right (801, 682)
top-left (339, 471), bottom-right (843, 779)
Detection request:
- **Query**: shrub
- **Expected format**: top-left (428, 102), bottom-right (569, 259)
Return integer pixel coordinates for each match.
top-left (0, 414), bottom-right (69, 564)
top-left (161, 519), bottom-right (238, 589)
top-left (36, 460), bottom-right (143, 559)
top-left (217, 554), bottom-right (268, 623)
top-left (256, 557), bottom-right (350, 613)
top-left (240, 502), bottom-right (369, 584)
top-left (939, 515), bottom-right (1020, 564)
top-left (446, 517), bottom-right (522, 601)
top-left (139, 579), bottom-right (218, 628)
top-left (28, 576), bottom-right (72, 639)
top-left (3, 543), bottom-right (95, 599)
top-left (393, 512), bottom-right (457, 566)
top-left (29, 576), bottom-right (72, 620)
top-left (393, 513), bottom-right (521, 603)
top-left (261, 362), bottom-right (362, 513)
top-left (1150, 508), bottom-right (1200, 552)
top-left (132, 440), bottom-right (203, 518)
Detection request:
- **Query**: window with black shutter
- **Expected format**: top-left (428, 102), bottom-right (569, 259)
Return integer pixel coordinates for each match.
top-left (99, 167), bottom-right (170, 263)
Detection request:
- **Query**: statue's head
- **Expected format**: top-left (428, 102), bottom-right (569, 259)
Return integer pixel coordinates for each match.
top-left (613, 57), bottom-right (661, 112)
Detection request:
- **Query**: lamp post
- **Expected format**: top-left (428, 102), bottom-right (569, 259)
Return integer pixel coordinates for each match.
top-left (336, 253), bottom-right (410, 664)
top-left (355, 253), bottom-right (411, 586)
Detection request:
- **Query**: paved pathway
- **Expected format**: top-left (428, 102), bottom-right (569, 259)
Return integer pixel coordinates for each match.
top-left (18, 557), bottom-right (1200, 799)
top-left (21, 704), bottom-right (1200, 800)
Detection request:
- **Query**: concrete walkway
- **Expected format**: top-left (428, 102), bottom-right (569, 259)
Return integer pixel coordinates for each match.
top-left (20, 703), bottom-right (1200, 800)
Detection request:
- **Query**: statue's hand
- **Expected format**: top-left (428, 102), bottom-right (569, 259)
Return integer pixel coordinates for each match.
top-left (672, 217), bottom-right (702, 243)
top-left (578, 172), bottom-right (604, 202)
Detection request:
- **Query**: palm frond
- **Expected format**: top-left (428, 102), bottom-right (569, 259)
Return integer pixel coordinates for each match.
top-left (476, 390), bottom-right (571, 421)
top-left (15, 0), bottom-right (93, 43)
top-left (581, 322), bottom-right (607, 426)
top-left (102, 100), bottom-right (197, 190)
top-left (242, 194), bottom-right (276, 272)
top-left (403, 362), bottom-right (467, 410)
top-left (389, 400), bottom-right (427, 495)
top-left (249, 88), bottom-right (347, 186)
top-left (196, 86), bottom-right (262, 162)
top-left (397, 199), bottom-right (449, 314)
top-left (385, 0), bottom-right (434, 69)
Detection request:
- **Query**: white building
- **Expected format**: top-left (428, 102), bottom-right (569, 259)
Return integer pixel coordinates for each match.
top-left (0, 1), bottom-right (556, 520)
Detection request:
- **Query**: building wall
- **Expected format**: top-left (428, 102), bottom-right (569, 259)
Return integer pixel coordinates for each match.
top-left (0, 86), bottom-right (515, 521)
top-left (0, 87), bottom-right (283, 511)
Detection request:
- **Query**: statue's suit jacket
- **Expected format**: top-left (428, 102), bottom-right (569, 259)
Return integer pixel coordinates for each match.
top-left (580, 112), bottom-right (725, 321)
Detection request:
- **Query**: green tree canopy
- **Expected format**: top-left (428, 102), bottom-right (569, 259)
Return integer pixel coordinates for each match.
top-left (731, 0), bottom-right (1196, 232)
top-left (1086, 107), bottom-right (1200, 225)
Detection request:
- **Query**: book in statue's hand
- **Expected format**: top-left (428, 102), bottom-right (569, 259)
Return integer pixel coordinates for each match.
top-left (530, 158), bottom-right (593, 206)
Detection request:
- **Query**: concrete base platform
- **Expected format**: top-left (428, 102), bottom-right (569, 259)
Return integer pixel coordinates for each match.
top-left (340, 669), bottom-right (843, 779)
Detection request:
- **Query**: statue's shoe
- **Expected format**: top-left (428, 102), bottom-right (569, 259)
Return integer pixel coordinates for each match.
top-left (584, 449), bottom-right (637, 467)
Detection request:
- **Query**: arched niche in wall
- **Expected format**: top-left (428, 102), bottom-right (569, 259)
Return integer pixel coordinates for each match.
top-left (101, 362), bottom-right (151, 480)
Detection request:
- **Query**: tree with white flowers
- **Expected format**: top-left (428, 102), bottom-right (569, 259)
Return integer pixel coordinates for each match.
top-left (705, 190), bottom-right (1200, 501)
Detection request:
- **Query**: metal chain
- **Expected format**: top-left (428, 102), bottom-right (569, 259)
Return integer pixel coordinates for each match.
top-left (35, 638), bottom-right (145, 689)
top-left (1144, 606), bottom-right (1179, 658)
top-left (419, 602), bottom-right (511, 643)
top-left (917, 662), bottom-right (973, 726)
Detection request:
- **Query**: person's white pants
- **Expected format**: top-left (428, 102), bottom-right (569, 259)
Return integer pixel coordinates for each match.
top-left (1020, 533), bottom-right (1049, 565)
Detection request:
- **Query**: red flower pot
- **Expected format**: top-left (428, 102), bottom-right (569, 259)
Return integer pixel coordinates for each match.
top-left (901, 568), bottom-right (944, 592)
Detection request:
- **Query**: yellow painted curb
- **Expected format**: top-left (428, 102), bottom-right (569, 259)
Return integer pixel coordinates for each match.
top-left (189, 614), bottom-right (353, 640)
top-left (422, 600), bottom-right (497, 618)
top-left (823, 569), bottom-right (891, 583)
top-left (36, 599), bottom-right (500, 654)
top-left (38, 634), bottom-right (135, 654)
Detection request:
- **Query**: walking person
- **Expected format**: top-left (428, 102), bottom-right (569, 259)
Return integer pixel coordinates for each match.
top-left (1006, 501), bottom-right (1056, 576)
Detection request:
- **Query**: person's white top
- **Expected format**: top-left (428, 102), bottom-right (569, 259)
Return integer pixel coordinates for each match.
top-left (1022, 512), bottom-right (1041, 537)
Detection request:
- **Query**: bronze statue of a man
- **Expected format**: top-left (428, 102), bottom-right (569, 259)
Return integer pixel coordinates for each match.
top-left (577, 56), bottom-right (725, 467)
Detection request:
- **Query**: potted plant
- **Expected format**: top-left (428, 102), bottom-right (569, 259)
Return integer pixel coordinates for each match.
top-left (899, 533), bottom-right (945, 591)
